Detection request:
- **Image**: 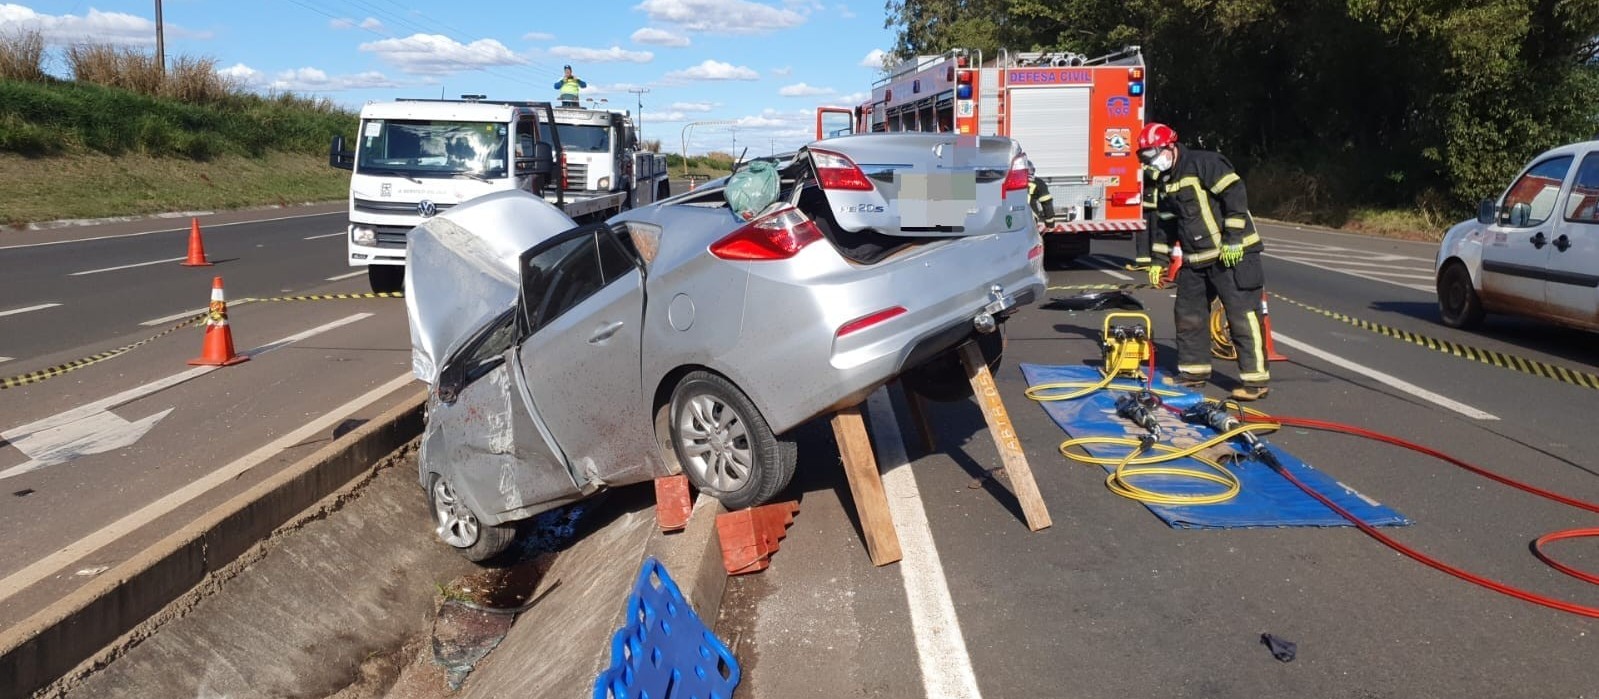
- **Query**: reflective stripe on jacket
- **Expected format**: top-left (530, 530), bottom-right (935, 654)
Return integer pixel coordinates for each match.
top-left (1148, 147), bottom-right (1261, 268)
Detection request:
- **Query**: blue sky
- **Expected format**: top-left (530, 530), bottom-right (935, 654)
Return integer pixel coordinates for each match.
top-left (4, 0), bottom-right (900, 153)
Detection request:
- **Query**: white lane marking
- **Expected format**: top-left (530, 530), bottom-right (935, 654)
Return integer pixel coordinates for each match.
top-left (325, 271), bottom-right (366, 281)
top-left (69, 256), bottom-right (187, 276)
top-left (0, 303), bottom-right (62, 318)
top-left (0, 313), bottom-right (373, 465)
top-left (0, 211), bottom-right (345, 251)
top-left (139, 298), bottom-right (254, 327)
top-left (304, 232), bottom-right (345, 240)
top-left (1266, 251), bottom-right (1428, 268)
top-left (1265, 254), bottom-right (1434, 293)
top-left (1080, 256), bottom-right (1134, 281)
top-left (0, 357), bottom-right (12, 364)
top-left (1272, 332), bottom-right (1498, 421)
top-left (865, 389), bottom-right (984, 699)
top-left (0, 372), bottom-right (416, 602)
top-left (0, 409), bottom-right (172, 480)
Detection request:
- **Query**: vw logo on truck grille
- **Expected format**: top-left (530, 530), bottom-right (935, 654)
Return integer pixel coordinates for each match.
top-left (417, 200), bottom-right (437, 218)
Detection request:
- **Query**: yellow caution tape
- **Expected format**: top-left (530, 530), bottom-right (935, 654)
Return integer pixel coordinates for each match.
top-left (1, 292), bottom-right (405, 390)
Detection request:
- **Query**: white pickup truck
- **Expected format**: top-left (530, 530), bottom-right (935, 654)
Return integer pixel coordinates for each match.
top-left (330, 98), bottom-right (670, 292)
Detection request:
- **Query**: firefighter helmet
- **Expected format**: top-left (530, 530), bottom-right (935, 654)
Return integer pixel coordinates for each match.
top-left (1138, 123), bottom-right (1178, 150)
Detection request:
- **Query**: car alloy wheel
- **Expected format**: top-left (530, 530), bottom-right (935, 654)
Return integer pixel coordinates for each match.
top-left (431, 476), bottom-right (480, 548)
top-left (1437, 262), bottom-right (1485, 329)
top-left (668, 371), bottom-right (797, 510)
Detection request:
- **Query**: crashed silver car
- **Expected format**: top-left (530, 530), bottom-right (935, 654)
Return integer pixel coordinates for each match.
top-left (407, 133), bottom-right (1047, 560)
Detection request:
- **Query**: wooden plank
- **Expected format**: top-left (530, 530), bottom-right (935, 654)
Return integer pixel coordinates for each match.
top-left (900, 381), bottom-right (939, 455)
top-left (960, 342), bottom-right (1053, 531)
top-left (830, 405), bottom-right (903, 566)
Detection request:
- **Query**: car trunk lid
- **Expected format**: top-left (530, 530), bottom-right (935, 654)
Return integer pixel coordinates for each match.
top-left (806, 133), bottom-right (1022, 238)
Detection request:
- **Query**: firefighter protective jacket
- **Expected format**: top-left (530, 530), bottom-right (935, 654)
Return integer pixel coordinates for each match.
top-left (1148, 147), bottom-right (1262, 269)
top-left (1028, 176), bottom-right (1058, 228)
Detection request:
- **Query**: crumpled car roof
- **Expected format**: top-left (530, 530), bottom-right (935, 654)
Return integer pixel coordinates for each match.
top-left (405, 190), bottom-right (577, 385)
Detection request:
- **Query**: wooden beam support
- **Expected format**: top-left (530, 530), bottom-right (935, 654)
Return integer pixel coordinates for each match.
top-left (830, 404), bottom-right (903, 566)
top-left (900, 381), bottom-right (939, 455)
top-left (960, 342), bottom-right (1052, 531)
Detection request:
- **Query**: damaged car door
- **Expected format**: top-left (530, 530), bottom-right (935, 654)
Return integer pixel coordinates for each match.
top-left (514, 222), bottom-right (662, 493)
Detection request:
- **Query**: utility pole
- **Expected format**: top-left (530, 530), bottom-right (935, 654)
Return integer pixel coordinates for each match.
top-left (628, 87), bottom-right (650, 141)
top-left (154, 0), bottom-right (165, 79)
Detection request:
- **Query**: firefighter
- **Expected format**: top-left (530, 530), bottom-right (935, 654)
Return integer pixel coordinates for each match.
top-left (553, 65), bottom-right (586, 107)
top-left (1139, 123), bottom-right (1271, 401)
top-left (1125, 162), bottom-right (1158, 271)
top-left (1025, 157), bottom-right (1058, 231)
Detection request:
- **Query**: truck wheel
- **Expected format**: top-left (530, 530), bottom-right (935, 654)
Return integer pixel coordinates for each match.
top-left (368, 265), bottom-right (404, 294)
top-left (669, 371), bottom-right (796, 510)
top-left (429, 473), bottom-right (516, 563)
top-left (902, 328), bottom-right (1003, 403)
top-left (1437, 262), bottom-right (1485, 329)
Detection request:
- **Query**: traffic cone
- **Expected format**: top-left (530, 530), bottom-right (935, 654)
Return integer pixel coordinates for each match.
top-left (188, 276), bottom-right (248, 366)
top-left (1260, 292), bottom-right (1289, 362)
top-left (1165, 244), bottom-right (1183, 284)
top-left (181, 218), bottom-right (212, 267)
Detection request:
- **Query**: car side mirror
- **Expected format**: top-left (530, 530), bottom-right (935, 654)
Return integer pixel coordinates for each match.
top-left (1508, 202), bottom-right (1532, 228)
top-left (1476, 198), bottom-right (1496, 225)
top-left (436, 368), bottom-right (463, 405)
top-left (530, 141), bottom-right (555, 177)
top-left (329, 134), bottom-right (354, 171)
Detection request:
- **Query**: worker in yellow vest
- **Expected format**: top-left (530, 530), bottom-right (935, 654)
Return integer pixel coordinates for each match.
top-left (554, 65), bottom-right (586, 107)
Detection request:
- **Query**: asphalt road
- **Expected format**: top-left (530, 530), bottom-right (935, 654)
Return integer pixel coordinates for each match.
top-left (0, 203), bottom-right (423, 630)
top-left (718, 221), bottom-right (1599, 698)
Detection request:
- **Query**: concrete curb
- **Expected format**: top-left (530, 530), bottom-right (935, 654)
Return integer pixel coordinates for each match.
top-left (0, 388), bottom-right (428, 699)
top-left (0, 200), bottom-right (345, 233)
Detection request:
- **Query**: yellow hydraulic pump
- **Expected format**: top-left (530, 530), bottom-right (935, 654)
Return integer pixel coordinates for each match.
top-left (1101, 311), bottom-right (1153, 379)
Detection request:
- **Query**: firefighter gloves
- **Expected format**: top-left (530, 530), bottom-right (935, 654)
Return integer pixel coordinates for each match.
top-left (1147, 265), bottom-right (1165, 287)
top-left (1220, 244), bottom-right (1245, 267)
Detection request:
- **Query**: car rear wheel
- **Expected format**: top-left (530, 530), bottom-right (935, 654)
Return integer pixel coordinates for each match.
top-left (1437, 262), bottom-right (1485, 329)
top-left (669, 371), bottom-right (797, 510)
top-left (429, 473), bottom-right (515, 563)
top-left (901, 328), bottom-right (1004, 403)
top-left (368, 264), bottom-right (404, 294)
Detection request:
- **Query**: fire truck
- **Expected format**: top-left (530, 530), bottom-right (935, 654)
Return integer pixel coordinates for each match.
top-left (817, 47), bottom-right (1146, 265)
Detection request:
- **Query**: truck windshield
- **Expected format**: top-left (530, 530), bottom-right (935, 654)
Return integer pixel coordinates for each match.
top-left (539, 123), bottom-right (610, 153)
top-left (357, 119), bottom-right (509, 179)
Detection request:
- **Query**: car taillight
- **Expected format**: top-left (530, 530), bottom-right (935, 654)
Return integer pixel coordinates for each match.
top-left (560, 154), bottom-right (569, 190)
top-left (811, 148), bottom-right (873, 191)
top-left (836, 306), bottom-right (907, 338)
top-left (1028, 244), bottom-right (1043, 260)
top-left (1004, 156), bottom-right (1029, 193)
top-left (709, 206), bottom-right (824, 261)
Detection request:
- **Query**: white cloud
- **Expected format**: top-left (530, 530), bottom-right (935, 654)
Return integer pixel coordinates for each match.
top-left (859, 48), bottom-right (890, 69)
top-left (634, 0), bottom-right (805, 35)
top-left (771, 66), bottom-right (792, 77)
top-left (837, 4), bottom-right (856, 18)
top-left (329, 18), bottom-right (354, 29)
top-left (778, 82), bottom-right (832, 97)
top-left (583, 82), bottom-right (650, 96)
top-left (668, 101), bottom-right (716, 112)
top-left (218, 63), bottom-right (398, 91)
top-left (360, 17), bottom-right (384, 30)
top-left (0, 4), bottom-right (208, 45)
top-left (631, 27), bottom-right (690, 47)
top-left (665, 59), bottom-right (758, 81)
top-left (837, 91), bottom-right (869, 104)
top-left (784, 0), bottom-right (825, 10)
top-left (550, 45), bottom-right (654, 63)
top-left (522, 31), bottom-right (556, 41)
top-left (359, 33), bottom-right (526, 75)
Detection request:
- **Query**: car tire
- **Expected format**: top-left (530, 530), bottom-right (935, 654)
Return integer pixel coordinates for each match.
top-left (1437, 262), bottom-right (1485, 329)
top-left (368, 264), bottom-right (405, 294)
top-left (669, 371), bottom-right (797, 511)
top-left (901, 328), bottom-right (1004, 403)
top-left (428, 473), bottom-right (516, 563)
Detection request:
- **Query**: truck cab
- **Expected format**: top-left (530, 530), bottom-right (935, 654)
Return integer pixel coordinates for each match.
top-left (331, 98), bottom-right (668, 293)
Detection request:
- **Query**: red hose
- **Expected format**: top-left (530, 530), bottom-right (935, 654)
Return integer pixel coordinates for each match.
top-left (1242, 412), bottom-right (1599, 618)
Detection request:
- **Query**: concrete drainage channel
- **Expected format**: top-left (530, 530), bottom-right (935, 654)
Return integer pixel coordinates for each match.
top-left (1, 391), bottom-right (729, 699)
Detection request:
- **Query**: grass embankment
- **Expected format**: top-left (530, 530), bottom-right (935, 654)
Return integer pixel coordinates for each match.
top-left (0, 38), bottom-right (355, 226)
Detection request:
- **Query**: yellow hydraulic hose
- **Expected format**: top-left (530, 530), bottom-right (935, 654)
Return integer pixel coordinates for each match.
top-left (1210, 301), bottom-right (1238, 361)
top-left (1024, 340), bottom-right (1284, 505)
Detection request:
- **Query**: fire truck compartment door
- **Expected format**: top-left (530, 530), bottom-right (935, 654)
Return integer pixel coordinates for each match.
top-left (1008, 86), bottom-right (1090, 180)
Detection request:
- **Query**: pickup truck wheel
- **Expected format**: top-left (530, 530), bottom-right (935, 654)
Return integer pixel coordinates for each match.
top-left (368, 265), bottom-right (404, 294)
top-left (669, 371), bottom-right (796, 510)
top-left (902, 328), bottom-right (1004, 403)
top-left (429, 473), bottom-right (515, 563)
top-left (1437, 262), bottom-right (1485, 329)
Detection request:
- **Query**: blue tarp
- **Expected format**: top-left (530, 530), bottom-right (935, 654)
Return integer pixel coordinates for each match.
top-left (1019, 363), bottom-right (1410, 529)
